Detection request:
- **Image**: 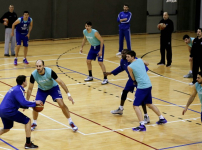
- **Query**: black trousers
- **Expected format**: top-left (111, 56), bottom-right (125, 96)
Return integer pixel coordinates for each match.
top-left (192, 58), bottom-right (202, 83)
top-left (160, 38), bottom-right (172, 64)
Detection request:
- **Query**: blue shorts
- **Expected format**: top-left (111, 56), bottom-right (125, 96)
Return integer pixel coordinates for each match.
top-left (1, 111), bottom-right (30, 129)
top-left (87, 45), bottom-right (105, 62)
top-left (124, 79), bottom-right (136, 93)
top-left (16, 31), bottom-right (28, 47)
top-left (35, 85), bottom-right (63, 104)
top-left (133, 87), bottom-right (152, 106)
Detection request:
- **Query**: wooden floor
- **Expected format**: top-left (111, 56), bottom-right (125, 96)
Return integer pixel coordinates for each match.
top-left (0, 32), bottom-right (202, 150)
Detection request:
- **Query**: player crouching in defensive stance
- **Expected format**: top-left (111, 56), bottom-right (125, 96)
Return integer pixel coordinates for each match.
top-left (26, 60), bottom-right (78, 132)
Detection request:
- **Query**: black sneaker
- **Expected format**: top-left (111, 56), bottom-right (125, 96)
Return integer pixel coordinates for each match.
top-left (25, 142), bottom-right (38, 149)
top-left (4, 54), bottom-right (10, 57)
top-left (166, 64), bottom-right (171, 67)
top-left (11, 54), bottom-right (15, 56)
top-left (157, 62), bottom-right (165, 65)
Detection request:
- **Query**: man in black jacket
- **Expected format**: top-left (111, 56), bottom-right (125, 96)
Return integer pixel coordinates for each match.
top-left (189, 28), bottom-right (202, 85)
top-left (0, 5), bottom-right (17, 56)
top-left (157, 12), bottom-right (174, 67)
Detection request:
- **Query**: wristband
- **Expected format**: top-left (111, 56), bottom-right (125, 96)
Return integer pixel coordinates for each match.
top-left (67, 93), bottom-right (71, 97)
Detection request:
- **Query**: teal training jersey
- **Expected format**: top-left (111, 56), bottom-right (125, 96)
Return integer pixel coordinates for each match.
top-left (83, 29), bottom-right (100, 46)
top-left (195, 82), bottom-right (202, 111)
top-left (187, 37), bottom-right (194, 47)
top-left (129, 59), bottom-right (152, 89)
top-left (32, 67), bottom-right (58, 91)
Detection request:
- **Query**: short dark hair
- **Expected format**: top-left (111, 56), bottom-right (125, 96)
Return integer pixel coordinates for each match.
top-left (183, 35), bottom-right (190, 40)
top-left (124, 4), bottom-right (129, 8)
top-left (198, 72), bottom-right (202, 77)
top-left (198, 28), bottom-right (202, 32)
top-left (122, 49), bottom-right (130, 53)
top-left (16, 75), bottom-right (26, 85)
top-left (36, 60), bottom-right (44, 65)
top-left (86, 21), bottom-right (92, 26)
top-left (126, 51), bottom-right (136, 58)
top-left (23, 11), bottom-right (29, 14)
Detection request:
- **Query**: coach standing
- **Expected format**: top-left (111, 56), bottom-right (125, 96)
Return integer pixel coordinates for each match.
top-left (157, 12), bottom-right (174, 67)
top-left (116, 4), bottom-right (132, 56)
top-left (189, 28), bottom-right (202, 86)
top-left (0, 5), bottom-right (17, 57)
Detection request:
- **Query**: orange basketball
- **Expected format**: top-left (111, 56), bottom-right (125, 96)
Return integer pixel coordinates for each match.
top-left (3, 18), bottom-right (9, 26)
top-left (158, 23), bottom-right (165, 30)
top-left (33, 104), bottom-right (44, 112)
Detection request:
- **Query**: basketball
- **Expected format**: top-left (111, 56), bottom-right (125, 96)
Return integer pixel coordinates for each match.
top-left (3, 18), bottom-right (9, 26)
top-left (158, 23), bottom-right (165, 30)
top-left (33, 103), bottom-right (44, 112)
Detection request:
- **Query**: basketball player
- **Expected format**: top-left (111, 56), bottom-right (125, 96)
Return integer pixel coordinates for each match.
top-left (182, 71), bottom-right (202, 123)
top-left (183, 34), bottom-right (194, 78)
top-left (0, 75), bottom-right (42, 149)
top-left (105, 49), bottom-right (150, 124)
top-left (80, 21), bottom-right (108, 85)
top-left (127, 51), bottom-right (167, 131)
top-left (116, 4), bottom-right (132, 55)
top-left (11, 11), bottom-right (33, 66)
top-left (26, 60), bottom-right (78, 132)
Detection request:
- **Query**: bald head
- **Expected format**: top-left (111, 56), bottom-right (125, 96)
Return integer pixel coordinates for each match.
top-left (163, 12), bottom-right (169, 20)
top-left (36, 60), bottom-right (44, 66)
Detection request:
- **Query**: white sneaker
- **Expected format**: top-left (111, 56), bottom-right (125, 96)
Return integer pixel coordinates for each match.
top-left (116, 52), bottom-right (121, 56)
top-left (101, 79), bottom-right (108, 85)
top-left (111, 108), bottom-right (123, 115)
top-left (84, 76), bottom-right (93, 82)
top-left (189, 82), bottom-right (194, 86)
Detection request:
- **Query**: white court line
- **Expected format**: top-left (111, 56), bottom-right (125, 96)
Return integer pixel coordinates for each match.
top-left (0, 57), bottom-right (86, 67)
top-left (0, 53), bottom-right (80, 60)
top-left (84, 117), bottom-right (201, 136)
top-left (11, 128), bottom-right (69, 131)
top-left (0, 147), bottom-right (11, 150)
top-left (0, 94), bottom-right (4, 98)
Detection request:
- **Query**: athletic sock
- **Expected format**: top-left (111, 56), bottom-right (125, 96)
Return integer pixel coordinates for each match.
top-left (103, 72), bottom-right (107, 79)
top-left (159, 115), bottom-right (164, 119)
top-left (119, 106), bottom-right (123, 110)
top-left (189, 70), bottom-right (192, 73)
top-left (140, 121), bottom-right (145, 126)
top-left (144, 114), bottom-right (148, 117)
top-left (89, 70), bottom-right (92, 77)
top-left (26, 137), bottom-right (31, 144)
top-left (68, 118), bottom-right (72, 123)
top-left (33, 120), bottom-right (37, 125)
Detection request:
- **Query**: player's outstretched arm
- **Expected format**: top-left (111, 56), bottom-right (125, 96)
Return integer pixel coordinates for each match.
top-left (182, 85), bottom-right (197, 115)
top-left (80, 35), bottom-right (87, 53)
top-left (142, 59), bottom-right (149, 66)
top-left (55, 78), bottom-right (74, 104)
top-left (26, 82), bottom-right (34, 101)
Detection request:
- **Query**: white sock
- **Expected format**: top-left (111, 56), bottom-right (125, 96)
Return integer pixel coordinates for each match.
top-left (23, 58), bottom-right (26, 60)
top-left (189, 70), bottom-right (192, 73)
top-left (144, 114), bottom-right (148, 117)
top-left (159, 115), bottom-right (164, 119)
top-left (33, 120), bottom-right (37, 124)
top-left (68, 118), bottom-right (72, 123)
top-left (15, 57), bottom-right (17, 59)
top-left (140, 121), bottom-right (145, 126)
top-left (119, 106), bottom-right (123, 110)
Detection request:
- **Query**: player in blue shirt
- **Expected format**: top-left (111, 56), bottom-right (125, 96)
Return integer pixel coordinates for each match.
top-left (105, 49), bottom-right (150, 124)
top-left (183, 35), bottom-right (194, 78)
top-left (11, 11), bottom-right (33, 66)
top-left (0, 75), bottom-right (43, 149)
top-left (127, 51), bottom-right (167, 131)
top-left (26, 60), bottom-right (78, 132)
top-left (116, 4), bottom-right (132, 56)
top-left (80, 21), bottom-right (108, 85)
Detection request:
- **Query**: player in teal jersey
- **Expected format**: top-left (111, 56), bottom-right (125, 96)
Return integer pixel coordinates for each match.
top-left (80, 21), bottom-right (108, 85)
top-left (183, 35), bottom-right (194, 78)
top-left (183, 71), bottom-right (202, 122)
